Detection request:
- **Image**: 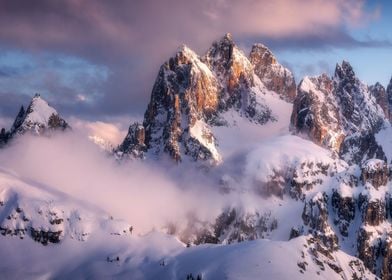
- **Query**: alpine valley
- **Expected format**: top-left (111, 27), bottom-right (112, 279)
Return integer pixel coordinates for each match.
top-left (2, 33), bottom-right (392, 279)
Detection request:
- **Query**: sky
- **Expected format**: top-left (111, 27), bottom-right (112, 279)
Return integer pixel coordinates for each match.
top-left (0, 0), bottom-right (391, 126)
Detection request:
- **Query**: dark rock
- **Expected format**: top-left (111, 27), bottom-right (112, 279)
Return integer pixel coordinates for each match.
top-left (302, 192), bottom-right (338, 250)
top-left (331, 190), bottom-right (355, 236)
top-left (117, 122), bottom-right (146, 158)
top-left (358, 193), bottom-right (385, 226)
top-left (369, 82), bottom-right (388, 120)
top-left (360, 159), bottom-right (389, 189)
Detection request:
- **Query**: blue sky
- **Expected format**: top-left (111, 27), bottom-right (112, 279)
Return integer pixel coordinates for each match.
top-left (0, 0), bottom-right (391, 121)
top-left (274, 0), bottom-right (392, 86)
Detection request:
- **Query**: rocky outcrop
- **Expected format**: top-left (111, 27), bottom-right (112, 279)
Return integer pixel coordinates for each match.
top-left (291, 74), bottom-right (344, 152)
top-left (357, 228), bottom-right (378, 274)
top-left (302, 192), bottom-right (338, 250)
top-left (116, 122), bottom-right (146, 158)
top-left (358, 193), bottom-right (386, 226)
top-left (370, 82), bottom-right (388, 120)
top-left (249, 43), bottom-right (296, 102)
top-left (386, 77), bottom-right (392, 122)
top-left (203, 33), bottom-right (274, 124)
top-left (340, 132), bottom-right (385, 164)
top-left (175, 208), bottom-right (278, 246)
top-left (361, 159), bottom-right (389, 189)
top-left (331, 190), bottom-right (355, 237)
top-left (290, 161), bottom-right (329, 200)
top-left (291, 61), bottom-right (386, 164)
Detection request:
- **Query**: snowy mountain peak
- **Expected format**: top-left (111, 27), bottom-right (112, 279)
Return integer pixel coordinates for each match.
top-left (292, 63), bottom-right (386, 164)
top-left (204, 32), bottom-right (252, 77)
top-left (118, 34), bottom-right (296, 163)
top-left (5, 94), bottom-right (70, 139)
top-left (176, 44), bottom-right (198, 59)
top-left (24, 94), bottom-right (58, 125)
top-left (249, 43), bottom-right (296, 102)
top-left (250, 43), bottom-right (277, 65)
top-left (223, 32), bottom-right (233, 41)
top-left (334, 60), bottom-right (355, 81)
top-left (217, 32), bottom-right (234, 47)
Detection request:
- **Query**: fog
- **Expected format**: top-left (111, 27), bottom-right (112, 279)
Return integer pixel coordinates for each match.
top-left (0, 131), bottom-right (239, 234)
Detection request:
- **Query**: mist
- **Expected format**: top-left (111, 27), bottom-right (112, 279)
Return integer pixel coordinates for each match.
top-left (0, 131), bottom-right (238, 234)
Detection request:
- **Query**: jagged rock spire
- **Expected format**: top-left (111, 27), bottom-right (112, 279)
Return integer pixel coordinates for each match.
top-left (369, 82), bottom-right (388, 120)
top-left (249, 43), bottom-right (296, 103)
top-left (334, 60), bottom-right (355, 81)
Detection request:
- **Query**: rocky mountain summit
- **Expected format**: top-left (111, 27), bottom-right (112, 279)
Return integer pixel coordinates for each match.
top-left (291, 61), bottom-right (386, 164)
top-left (249, 43), bottom-right (296, 103)
top-left (117, 33), bottom-right (296, 163)
top-left (0, 94), bottom-right (69, 146)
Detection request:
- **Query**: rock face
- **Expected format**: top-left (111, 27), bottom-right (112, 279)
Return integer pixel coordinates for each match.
top-left (370, 82), bottom-right (389, 120)
top-left (174, 208), bottom-right (278, 245)
top-left (387, 77), bottom-right (392, 122)
top-left (249, 43), bottom-right (296, 102)
top-left (291, 61), bottom-right (386, 164)
top-left (291, 74), bottom-right (343, 152)
top-left (331, 190), bottom-right (355, 237)
top-left (0, 94), bottom-right (70, 146)
top-left (118, 34), bottom-right (296, 163)
top-left (117, 122), bottom-right (146, 158)
top-left (302, 192), bottom-right (338, 250)
top-left (140, 45), bottom-right (221, 163)
top-left (361, 159), bottom-right (388, 189)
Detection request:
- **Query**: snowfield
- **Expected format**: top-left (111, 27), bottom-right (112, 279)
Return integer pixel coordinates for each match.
top-left (0, 131), bottom-right (376, 279)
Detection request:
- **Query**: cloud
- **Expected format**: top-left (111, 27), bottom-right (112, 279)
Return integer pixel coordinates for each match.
top-left (0, 0), bottom-right (385, 119)
top-left (0, 132), bottom-right (232, 233)
top-left (69, 117), bottom-right (128, 146)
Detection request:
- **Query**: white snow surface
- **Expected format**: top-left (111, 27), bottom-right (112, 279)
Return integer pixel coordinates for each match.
top-left (0, 229), bottom-right (373, 280)
top-left (23, 95), bottom-right (57, 127)
top-left (376, 123), bottom-right (392, 163)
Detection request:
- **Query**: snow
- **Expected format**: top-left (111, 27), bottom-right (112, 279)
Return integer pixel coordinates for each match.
top-left (212, 89), bottom-right (292, 159)
top-left (0, 230), bottom-right (373, 280)
top-left (0, 168), bottom-right (132, 242)
top-left (375, 123), bottom-right (392, 163)
top-left (362, 158), bottom-right (386, 172)
top-left (23, 95), bottom-right (57, 128)
top-left (244, 134), bottom-right (336, 183)
top-left (189, 119), bottom-right (221, 163)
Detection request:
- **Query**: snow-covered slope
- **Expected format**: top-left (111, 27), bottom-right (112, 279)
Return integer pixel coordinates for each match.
top-left (0, 233), bottom-right (374, 280)
top-left (11, 94), bottom-right (70, 135)
top-left (0, 94), bottom-right (70, 147)
top-left (0, 168), bottom-right (132, 245)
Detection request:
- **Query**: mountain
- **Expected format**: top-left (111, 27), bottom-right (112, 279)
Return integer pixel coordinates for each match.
top-left (0, 94), bottom-right (70, 146)
top-left (291, 61), bottom-right (386, 164)
top-left (3, 34), bottom-right (392, 279)
top-left (116, 33), bottom-right (296, 163)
